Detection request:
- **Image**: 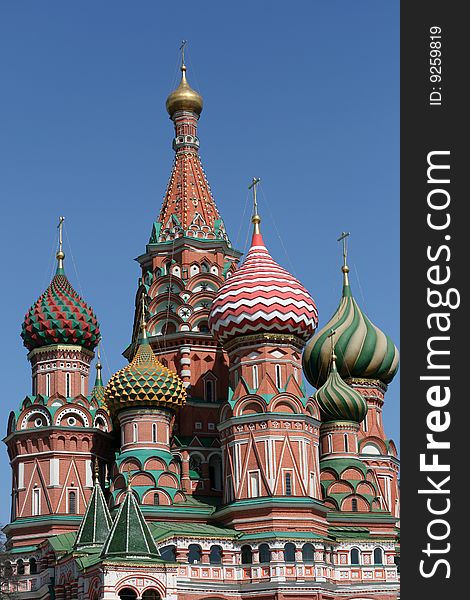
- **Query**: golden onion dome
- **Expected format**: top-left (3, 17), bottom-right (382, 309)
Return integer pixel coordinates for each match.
top-left (104, 336), bottom-right (186, 419)
top-left (166, 64), bottom-right (203, 117)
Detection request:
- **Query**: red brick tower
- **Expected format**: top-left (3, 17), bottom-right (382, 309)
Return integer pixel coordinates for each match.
top-left (4, 220), bottom-right (113, 549)
top-left (127, 52), bottom-right (242, 501)
top-left (209, 190), bottom-right (327, 534)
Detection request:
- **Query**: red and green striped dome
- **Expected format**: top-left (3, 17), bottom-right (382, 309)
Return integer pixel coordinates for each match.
top-left (21, 268), bottom-right (100, 351)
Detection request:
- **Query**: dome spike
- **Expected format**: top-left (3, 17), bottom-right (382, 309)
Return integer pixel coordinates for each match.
top-left (337, 231), bottom-right (350, 288)
top-left (56, 216), bottom-right (65, 274)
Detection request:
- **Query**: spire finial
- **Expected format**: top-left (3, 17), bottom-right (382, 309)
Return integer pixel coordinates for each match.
top-left (56, 216), bottom-right (65, 272)
top-left (140, 293), bottom-right (148, 341)
top-left (126, 463), bottom-right (133, 491)
top-left (180, 39), bottom-right (187, 70)
top-left (248, 177), bottom-right (261, 235)
top-left (337, 231), bottom-right (350, 286)
top-left (95, 344), bottom-right (103, 385)
top-left (328, 329), bottom-right (337, 368)
top-left (94, 457), bottom-right (100, 484)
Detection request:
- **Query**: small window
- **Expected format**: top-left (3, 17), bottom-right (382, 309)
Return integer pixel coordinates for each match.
top-left (363, 413), bottom-right (368, 432)
top-left (160, 545), bottom-right (176, 561)
top-left (68, 490), bottom-right (77, 514)
top-left (285, 472), bottom-right (292, 496)
top-left (327, 434), bottom-right (332, 453)
top-left (209, 545), bottom-right (222, 564)
top-left (284, 542), bottom-right (296, 563)
top-left (153, 492), bottom-right (159, 506)
top-left (29, 558), bottom-right (37, 574)
top-left (16, 559), bottom-right (25, 575)
top-left (188, 544), bottom-right (202, 564)
top-left (241, 545), bottom-right (252, 565)
top-left (45, 373), bottom-right (51, 396)
top-left (351, 548), bottom-right (360, 565)
top-left (344, 434), bottom-right (349, 452)
top-left (195, 421), bottom-right (202, 430)
top-left (152, 423), bottom-right (157, 443)
top-left (351, 498), bottom-right (358, 512)
top-left (275, 364), bottom-right (282, 388)
top-left (32, 488), bottom-right (40, 516)
top-left (302, 543), bottom-right (315, 563)
top-left (133, 423), bottom-right (138, 443)
top-left (374, 547), bottom-right (383, 565)
top-left (252, 365), bottom-right (259, 389)
top-left (205, 379), bottom-right (215, 402)
top-left (249, 471), bottom-right (260, 497)
top-left (65, 373), bottom-right (71, 397)
top-left (32, 376), bottom-right (37, 395)
top-left (259, 543), bottom-right (271, 563)
top-left (293, 367), bottom-right (298, 382)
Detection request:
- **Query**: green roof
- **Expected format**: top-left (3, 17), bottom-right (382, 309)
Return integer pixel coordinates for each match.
top-left (101, 489), bottom-right (159, 560)
top-left (148, 521), bottom-right (237, 543)
top-left (320, 457), bottom-right (368, 478)
top-left (239, 531), bottom-right (327, 542)
top-left (74, 481), bottom-right (112, 550)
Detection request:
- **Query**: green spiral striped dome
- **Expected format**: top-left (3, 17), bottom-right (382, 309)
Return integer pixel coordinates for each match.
top-left (314, 357), bottom-right (367, 422)
top-left (303, 269), bottom-right (399, 388)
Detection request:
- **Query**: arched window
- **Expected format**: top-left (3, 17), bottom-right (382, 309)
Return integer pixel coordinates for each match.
top-left (350, 548), bottom-right (360, 565)
top-left (152, 423), bottom-right (157, 443)
top-left (209, 455), bottom-right (222, 490)
top-left (302, 543), bottom-right (315, 563)
top-left (259, 543), bottom-right (271, 563)
top-left (16, 559), bottom-right (25, 575)
top-left (327, 434), bottom-right (332, 453)
top-left (45, 373), bottom-right (51, 396)
top-left (133, 423), bottom-right (138, 443)
top-left (275, 364), bottom-right (282, 388)
top-left (374, 547), bottom-right (383, 565)
top-left (209, 545), bottom-right (222, 564)
top-left (351, 498), bottom-right (358, 512)
top-left (159, 545), bottom-right (176, 562)
top-left (153, 492), bottom-right (159, 506)
top-left (188, 544), bottom-right (202, 564)
top-left (3, 561), bottom-right (13, 578)
top-left (201, 261), bottom-right (210, 273)
top-left (284, 542), bottom-right (296, 563)
top-left (29, 558), bottom-right (37, 574)
top-left (119, 589), bottom-right (138, 600)
top-left (198, 321), bottom-right (209, 333)
top-left (32, 488), bottom-right (40, 516)
top-left (142, 591), bottom-right (160, 600)
top-left (68, 490), bottom-right (77, 514)
top-left (344, 433), bottom-right (349, 452)
top-left (241, 545), bottom-right (253, 564)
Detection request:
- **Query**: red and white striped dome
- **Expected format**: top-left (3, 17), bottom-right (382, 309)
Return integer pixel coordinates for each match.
top-left (209, 229), bottom-right (318, 343)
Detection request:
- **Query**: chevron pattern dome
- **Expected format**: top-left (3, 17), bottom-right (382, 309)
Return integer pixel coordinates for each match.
top-left (21, 271), bottom-right (100, 351)
top-left (209, 229), bottom-right (318, 344)
top-left (314, 357), bottom-right (368, 423)
top-left (104, 338), bottom-right (186, 417)
top-left (303, 271), bottom-right (399, 388)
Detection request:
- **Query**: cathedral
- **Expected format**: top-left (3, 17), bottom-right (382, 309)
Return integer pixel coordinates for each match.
top-left (1, 53), bottom-right (400, 600)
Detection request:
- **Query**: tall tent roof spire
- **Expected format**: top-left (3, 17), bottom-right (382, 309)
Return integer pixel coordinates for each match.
top-left (100, 487), bottom-right (160, 560)
top-left (74, 469), bottom-right (112, 550)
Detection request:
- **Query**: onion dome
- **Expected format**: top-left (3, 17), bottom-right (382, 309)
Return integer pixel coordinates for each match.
top-left (104, 325), bottom-right (186, 418)
top-left (303, 260), bottom-right (399, 389)
top-left (21, 231), bottom-right (100, 351)
top-left (314, 352), bottom-right (368, 423)
top-left (209, 186), bottom-right (318, 344)
top-left (166, 63), bottom-right (203, 117)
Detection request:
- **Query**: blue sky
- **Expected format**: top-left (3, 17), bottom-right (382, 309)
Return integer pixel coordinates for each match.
top-left (0, 1), bottom-right (399, 524)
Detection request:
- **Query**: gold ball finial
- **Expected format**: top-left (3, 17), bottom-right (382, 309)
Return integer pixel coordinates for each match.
top-left (166, 43), bottom-right (203, 117)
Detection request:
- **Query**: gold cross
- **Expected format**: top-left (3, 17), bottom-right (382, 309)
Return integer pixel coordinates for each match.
top-left (57, 216), bottom-right (65, 253)
top-left (180, 40), bottom-right (187, 66)
top-left (337, 231), bottom-right (350, 268)
top-left (248, 177), bottom-right (261, 219)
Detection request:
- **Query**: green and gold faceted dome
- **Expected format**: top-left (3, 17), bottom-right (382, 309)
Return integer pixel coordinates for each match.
top-left (314, 355), bottom-right (368, 423)
top-left (104, 336), bottom-right (186, 418)
top-left (303, 266), bottom-right (399, 389)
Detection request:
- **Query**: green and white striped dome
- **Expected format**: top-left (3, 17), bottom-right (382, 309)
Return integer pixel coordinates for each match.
top-left (314, 355), bottom-right (368, 423)
top-left (303, 267), bottom-right (399, 389)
